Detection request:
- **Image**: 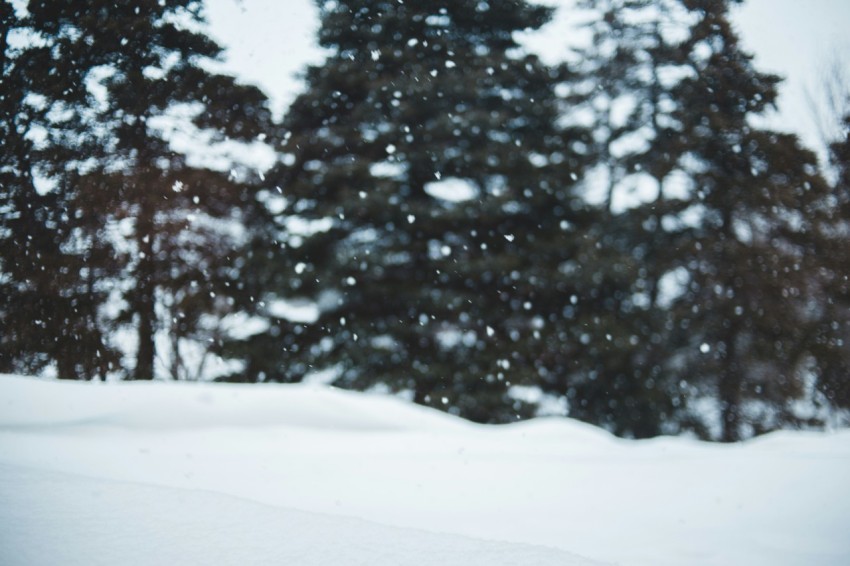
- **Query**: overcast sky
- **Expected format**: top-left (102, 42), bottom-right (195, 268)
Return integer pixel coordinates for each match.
top-left (204, 0), bottom-right (849, 154)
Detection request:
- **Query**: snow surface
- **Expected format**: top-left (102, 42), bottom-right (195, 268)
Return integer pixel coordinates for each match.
top-left (2, 375), bottom-right (849, 566)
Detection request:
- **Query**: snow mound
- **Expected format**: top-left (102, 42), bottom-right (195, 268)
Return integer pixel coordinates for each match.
top-left (0, 374), bottom-right (467, 432)
top-left (0, 463), bottom-right (599, 566)
top-left (2, 375), bottom-right (849, 566)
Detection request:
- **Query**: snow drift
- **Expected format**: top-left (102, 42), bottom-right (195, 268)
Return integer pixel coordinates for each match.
top-left (1, 374), bottom-right (849, 566)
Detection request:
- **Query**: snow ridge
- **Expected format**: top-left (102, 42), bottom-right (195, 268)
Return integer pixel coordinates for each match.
top-left (2, 375), bottom-right (849, 566)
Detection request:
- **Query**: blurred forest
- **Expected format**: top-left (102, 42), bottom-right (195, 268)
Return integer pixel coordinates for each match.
top-left (1, 0), bottom-right (848, 441)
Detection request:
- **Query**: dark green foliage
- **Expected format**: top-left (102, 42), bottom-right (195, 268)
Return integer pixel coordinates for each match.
top-left (662, 1), bottom-right (839, 441)
top-left (551, 0), bottom-right (696, 438)
top-left (1, 1), bottom-right (121, 378)
top-left (61, 1), bottom-right (271, 380)
top-left (1, 0), bottom-right (271, 380)
top-left (229, 0), bottom-right (848, 439)
top-left (3, 0), bottom-right (846, 441)
top-left (807, 113), bottom-right (850, 410)
top-left (230, 0), bottom-right (583, 421)
top-left (549, 0), bottom-right (846, 440)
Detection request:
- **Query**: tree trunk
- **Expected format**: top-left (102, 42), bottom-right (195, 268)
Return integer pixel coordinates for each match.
top-left (133, 225), bottom-right (156, 381)
top-left (719, 369), bottom-right (742, 442)
top-left (719, 321), bottom-right (742, 442)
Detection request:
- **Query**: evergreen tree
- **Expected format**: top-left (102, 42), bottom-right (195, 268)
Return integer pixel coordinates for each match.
top-left (546, 0), bottom-right (699, 437)
top-left (236, 0), bottom-right (581, 421)
top-left (663, 0), bottom-right (835, 440)
top-left (2, 0), bottom-right (272, 380)
top-left (808, 113), bottom-right (850, 413)
top-left (554, 0), bottom-right (842, 440)
top-left (1, 1), bottom-right (121, 378)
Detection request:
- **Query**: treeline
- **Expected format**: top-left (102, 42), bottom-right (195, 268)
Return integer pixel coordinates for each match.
top-left (1, 0), bottom-right (848, 441)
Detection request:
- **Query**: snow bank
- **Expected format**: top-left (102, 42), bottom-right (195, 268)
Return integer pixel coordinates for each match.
top-left (2, 374), bottom-right (849, 566)
top-left (0, 464), bottom-right (593, 566)
top-left (0, 374), bottom-right (464, 431)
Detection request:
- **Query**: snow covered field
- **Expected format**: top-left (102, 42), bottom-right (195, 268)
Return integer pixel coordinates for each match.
top-left (1, 375), bottom-right (848, 566)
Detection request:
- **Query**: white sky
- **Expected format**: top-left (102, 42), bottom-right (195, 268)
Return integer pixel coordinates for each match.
top-left (203, 0), bottom-right (850, 153)
top-left (734, 0), bottom-right (850, 152)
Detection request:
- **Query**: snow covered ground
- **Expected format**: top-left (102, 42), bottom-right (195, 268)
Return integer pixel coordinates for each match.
top-left (1, 375), bottom-right (848, 566)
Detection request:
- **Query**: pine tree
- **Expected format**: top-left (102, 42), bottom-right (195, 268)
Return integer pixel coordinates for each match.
top-left (2, 0), bottom-right (272, 380)
top-left (238, 0), bottom-right (580, 421)
top-left (543, 0), bottom-right (698, 437)
top-left (1, 1), bottom-right (121, 378)
top-left (807, 113), bottom-right (850, 413)
top-left (550, 0), bottom-right (842, 440)
top-left (661, 0), bottom-right (835, 440)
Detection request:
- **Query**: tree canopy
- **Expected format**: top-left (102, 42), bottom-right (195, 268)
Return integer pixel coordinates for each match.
top-left (2, 0), bottom-right (847, 441)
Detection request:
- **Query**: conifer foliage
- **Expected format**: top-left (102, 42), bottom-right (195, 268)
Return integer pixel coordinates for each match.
top-left (233, 0), bottom-right (581, 422)
top-left (1, 0), bottom-right (119, 378)
top-left (554, 0), bottom-right (697, 438)
top-left (809, 113), bottom-right (850, 412)
top-left (660, 0), bottom-right (837, 441)
top-left (2, 0), bottom-right (847, 440)
top-left (1, 0), bottom-right (271, 380)
top-left (563, 0), bottom-right (847, 440)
